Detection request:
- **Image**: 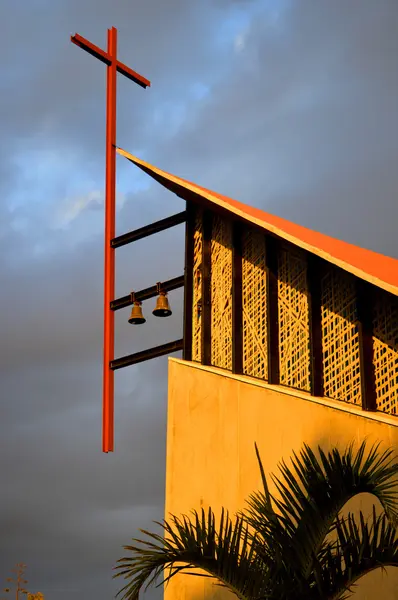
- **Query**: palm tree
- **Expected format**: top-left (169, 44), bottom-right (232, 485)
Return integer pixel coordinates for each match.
top-left (114, 442), bottom-right (398, 600)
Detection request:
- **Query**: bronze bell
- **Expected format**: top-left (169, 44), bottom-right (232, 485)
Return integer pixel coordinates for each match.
top-left (128, 301), bottom-right (146, 325)
top-left (153, 292), bottom-right (172, 317)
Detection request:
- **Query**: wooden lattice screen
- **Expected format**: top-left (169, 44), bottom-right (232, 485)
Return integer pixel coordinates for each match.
top-left (188, 208), bottom-right (398, 419)
top-left (191, 207), bottom-right (203, 362)
top-left (211, 215), bottom-right (233, 370)
top-left (372, 290), bottom-right (398, 415)
top-left (277, 248), bottom-right (311, 391)
top-left (242, 229), bottom-right (268, 380)
top-left (321, 268), bottom-right (362, 405)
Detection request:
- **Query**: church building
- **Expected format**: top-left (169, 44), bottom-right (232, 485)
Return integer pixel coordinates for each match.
top-left (117, 147), bottom-right (398, 600)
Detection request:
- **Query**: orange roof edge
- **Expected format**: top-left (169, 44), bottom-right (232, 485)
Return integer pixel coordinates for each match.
top-left (117, 147), bottom-right (398, 297)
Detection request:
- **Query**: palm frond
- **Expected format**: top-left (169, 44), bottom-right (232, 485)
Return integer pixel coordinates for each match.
top-left (244, 445), bottom-right (297, 543)
top-left (242, 445), bottom-right (312, 598)
top-left (269, 441), bottom-right (398, 578)
top-left (309, 507), bottom-right (398, 600)
top-left (254, 443), bottom-right (275, 518)
top-left (113, 507), bottom-right (267, 600)
top-left (114, 441), bottom-right (398, 600)
top-left (244, 490), bottom-right (297, 570)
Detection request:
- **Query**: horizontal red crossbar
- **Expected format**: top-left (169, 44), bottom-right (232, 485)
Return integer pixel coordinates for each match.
top-left (71, 33), bottom-right (151, 88)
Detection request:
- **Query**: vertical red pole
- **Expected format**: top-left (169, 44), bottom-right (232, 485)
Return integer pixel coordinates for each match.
top-left (103, 27), bottom-right (117, 453)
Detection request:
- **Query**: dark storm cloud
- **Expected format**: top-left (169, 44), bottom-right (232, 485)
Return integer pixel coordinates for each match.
top-left (154, 0), bottom-right (398, 256)
top-left (0, 1), bottom-right (213, 597)
top-left (1, 1), bottom-right (398, 600)
top-left (0, 0), bottom-right (241, 168)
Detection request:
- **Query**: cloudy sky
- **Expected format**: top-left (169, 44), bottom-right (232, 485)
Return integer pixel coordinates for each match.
top-left (1, 1), bottom-right (397, 599)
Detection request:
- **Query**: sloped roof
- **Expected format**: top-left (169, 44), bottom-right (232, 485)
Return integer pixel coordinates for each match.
top-left (117, 147), bottom-right (398, 297)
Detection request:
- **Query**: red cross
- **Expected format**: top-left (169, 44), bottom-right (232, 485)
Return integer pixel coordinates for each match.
top-left (71, 27), bottom-right (151, 453)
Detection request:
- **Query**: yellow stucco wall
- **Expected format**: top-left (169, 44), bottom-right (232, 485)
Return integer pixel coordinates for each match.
top-left (164, 358), bottom-right (398, 600)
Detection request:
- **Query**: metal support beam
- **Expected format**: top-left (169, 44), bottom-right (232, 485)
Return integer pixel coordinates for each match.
top-left (111, 275), bottom-right (184, 311)
top-left (111, 339), bottom-right (184, 370)
top-left (357, 280), bottom-right (377, 411)
top-left (183, 202), bottom-right (194, 361)
top-left (308, 254), bottom-right (324, 397)
top-left (266, 235), bottom-right (280, 385)
top-left (232, 221), bottom-right (243, 374)
top-left (201, 210), bottom-right (212, 366)
top-left (102, 26), bottom-right (117, 454)
top-left (111, 211), bottom-right (186, 248)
